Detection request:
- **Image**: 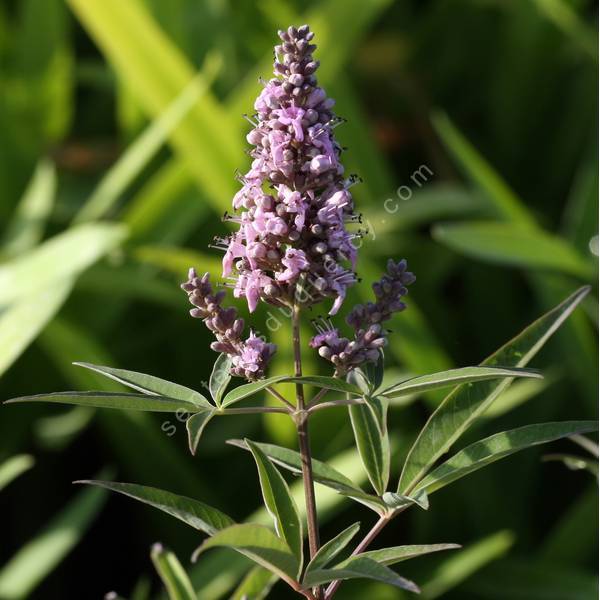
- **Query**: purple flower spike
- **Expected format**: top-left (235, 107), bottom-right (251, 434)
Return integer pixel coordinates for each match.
top-left (311, 259), bottom-right (415, 375)
top-left (181, 269), bottom-right (276, 380)
top-left (219, 25), bottom-right (359, 315)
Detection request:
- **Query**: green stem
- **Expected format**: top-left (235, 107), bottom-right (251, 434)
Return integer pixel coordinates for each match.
top-left (291, 304), bottom-right (321, 566)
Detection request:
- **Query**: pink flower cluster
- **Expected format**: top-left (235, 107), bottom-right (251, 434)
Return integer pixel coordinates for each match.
top-left (310, 260), bottom-right (415, 375)
top-left (181, 269), bottom-right (276, 380)
top-left (218, 24), bottom-right (360, 315)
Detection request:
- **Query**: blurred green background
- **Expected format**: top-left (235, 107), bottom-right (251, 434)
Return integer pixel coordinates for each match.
top-left (0, 0), bottom-right (597, 598)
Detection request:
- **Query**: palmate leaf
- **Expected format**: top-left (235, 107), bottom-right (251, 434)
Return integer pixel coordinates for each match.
top-left (381, 366), bottom-right (543, 399)
top-left (357, 543), bottom-right (461, 566)
top-left (415, 421), bottom-right (598, 495)
top-left (77, 481), bottom-right (234, 535)
top-left (398, 286), bottom-right (590, 494)
top-left (227, 439), bottom-right (385, 512)
top-left (186, 409), bottom-right (217, 455)
top-left (303, 556), bottom-right (419, 593)
top-left (4, 391), bottom-right (200, 413)
top-left (150, 544), bottom-right (196, 600)
top-left (74, 361), bottom-right (212, 408)
top-left (245, 440), bottom-right (303, 569)
top-left (349, 403), bottom-right (390, 496)
top-left (221, 375), bottom-right (360, 408)
top-left (304, 522), bottom-right (360, 574)
top-left (193, 524), bottom-right (299, 587)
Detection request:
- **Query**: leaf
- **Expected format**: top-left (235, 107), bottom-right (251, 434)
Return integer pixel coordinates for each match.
top-left (0, 223), bottom-right (126, 306)
top-left (416, 421), bottom-right (598, 495)
top-left (193, 524), bottom-right (299, 586)
top-left (362, 394), bottom-right (388, 436)
top-left (74, 361), bottom-right (211, 408)
top-left (421, 531), bottom-right (514, 599)
top-left (209, 353), bottom-right (232, 407)
top-left (150, 544), bottom-right (196, 600)
top-left (245, 440), bottom-right (303, 569)
top-left (364, 350), bottom-right (384, 391)
top-left (221, 376), bottom-right (289, 408)
top-left (2, 159), bottom-right (55, 257)
top-left (67, 0), bottom-right (241, 213)
top-left (431, 111), bottom-right (536, 226)
top-left (0, 482), bottom-right (107, 599)
top-left (381, 366), bottom-right (543, 399)
top-left (228, 566), bottom-right (276, 600)
top-left (4, 391), bottom-right (201, 413)
top-left (0, 455), bottom-right (34, 492)
top-left (283, 376), bottom-right (361, 396)
top-left (398, 286), bottom-right (590, 494)
top-left (76, 480), bottom-right (234, 535)
top-left (433, 221), bottom-right (593, 279)
top-left (304, 522), bottom-right (360, 573)
top-left (186, 409), bottom-right (217, 455)
top-left (542, 453), bottom-right (599, 478)
top-left (221, 375), bottom-right (360, 408)
top-left (357, 543), bottom-right (461, 566)
top-left (227, 439), bottom-right (384, 511)
top-left (74, 56), bottom-right (221, 224)
top-left (349, 403), bottom-right (390, 496)
top-left (303, 556), bottom-right (419, 592)
top-left (0, 280), bottom-right (72, 378)
top-left (381, 488), bottom-right (429, 511)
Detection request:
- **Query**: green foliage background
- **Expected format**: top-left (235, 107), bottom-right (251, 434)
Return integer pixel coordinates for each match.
top-left (0, 0), bottom-right (597, 598)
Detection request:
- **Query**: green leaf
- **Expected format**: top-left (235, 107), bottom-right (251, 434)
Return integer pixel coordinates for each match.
top-left (381, 366), bottom-right (543, 399)
top-left (0, 482), bottom-right (107, 599)
top-left (304, 522), bottom-right (360, 574)
top-left (433, 221), bottom-right (593, 279)
top-left (283, 376), bottom-right (361, 396)
top-left (74, 361), bottom-right (211, 408)
top-left (364, 350), bottom-right (385, 391)
top-left (416, 421), bottom-right (598, 495)
top-left (221, 376), bottom-right (289, 408)
top-left (381, 489), bottom-right (429, 511)
top-left (228, 566), bottom-right (276, 600)
top-left (398, 286), bottom-right (590, 494)
top-left (150, 544), bottom-right (196, 600)
top-left (0, 455), bottom-right (34, 492)
top-left (186, 409), bottom-right (217, 455)
top-left (209, 353), bottom-right (232, 407)
top-left (227, 439), bottom-right (384, 511)
top-left (357, 543), bottom-right (461, 566)
top-left (542, 453), bottom-right (599, 478)
top-left (421, 531), bottom-right (514, 599)
top-left (431, 111), bottom-right (536, 226)
top-left (349, 402), bottom-right (390, 496)
top-left (303, 556), bottom-right (419, 592)
top-left (2, 159), bottom-right (55, 257)
top-left (74, 56), bottom-right (221, 224)
top-left (245, 440), bottom-right (303, 569)
top-left (67, 0), bottom-right (240, 213)
top-left (0, 223), bottom-right (126, 306)
top-left (5, 391), bottom-right (201, 413)
top-left (76, 480), bottom-right (234, 535)
top-left (221, 375), bottom-right (360, 408)
top-left (0, 280), bottom-right (72, 378)
top-left (193, 524), bottom-right (299, 586)
top-left (362, 394), bottom-right (388, 436)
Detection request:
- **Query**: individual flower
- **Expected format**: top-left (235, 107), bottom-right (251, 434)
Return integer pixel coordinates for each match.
top-left (181, 269), bottom-right (276, 379)
top-left (217, 24), bottom-right (360, 315)
top-left (311, 259), bottom-right (415, 374)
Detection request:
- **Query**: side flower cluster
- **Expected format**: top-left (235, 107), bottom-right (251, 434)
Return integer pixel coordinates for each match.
top-left (181, 269), bottom-right (276, 379)
top-left (216, 24), bottom-right (360, 315)
top-left (310, 259), bottom-right (415, 374)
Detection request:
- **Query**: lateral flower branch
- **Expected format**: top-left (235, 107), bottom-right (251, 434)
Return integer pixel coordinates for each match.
top-left (6, 22), bottom-right (595, 600)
